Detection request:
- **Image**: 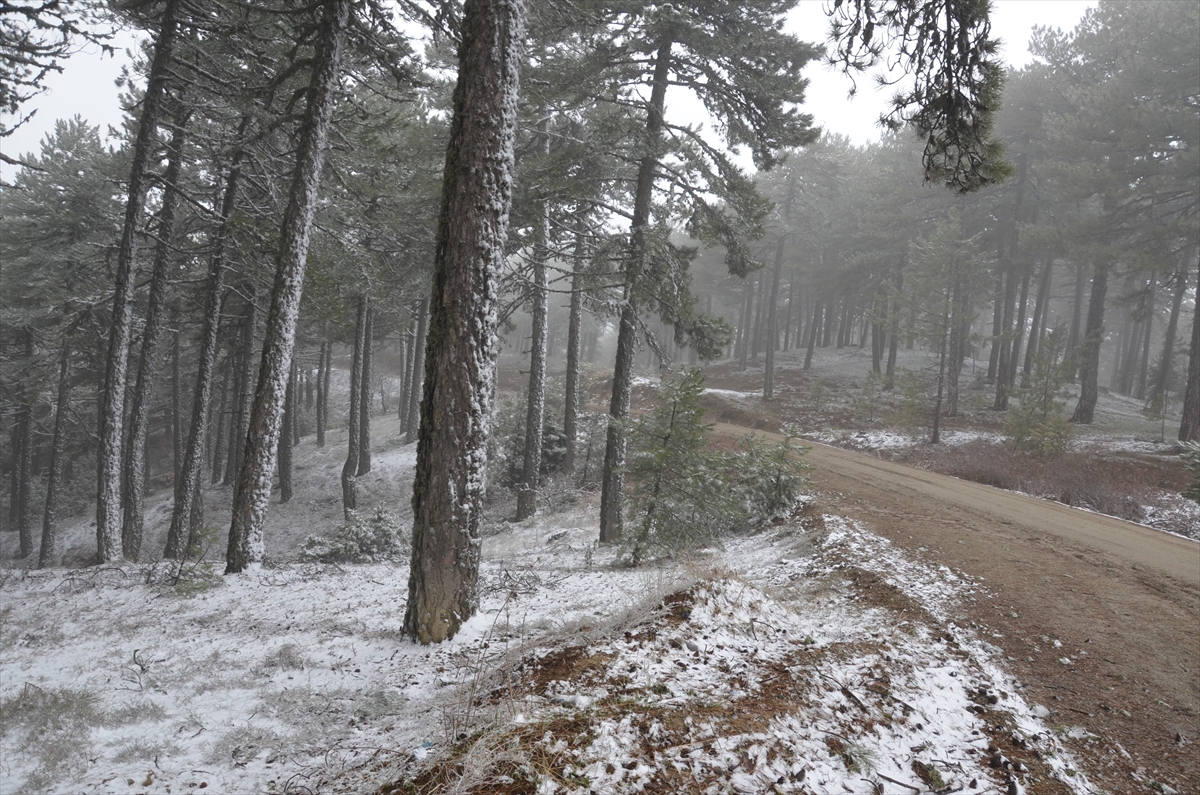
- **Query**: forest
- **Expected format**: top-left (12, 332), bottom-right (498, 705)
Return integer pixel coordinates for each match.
top-left (2, 1), bottom-right (1199, 793)
top-left (2, 0), bottom-right (1197, 609)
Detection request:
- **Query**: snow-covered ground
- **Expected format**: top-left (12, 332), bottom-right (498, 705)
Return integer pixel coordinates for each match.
top-left (2, 457), bottom-right (1097, 795)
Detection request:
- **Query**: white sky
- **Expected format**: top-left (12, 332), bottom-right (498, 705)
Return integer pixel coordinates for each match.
top-left (0, 1), bottom-right (1094, 170)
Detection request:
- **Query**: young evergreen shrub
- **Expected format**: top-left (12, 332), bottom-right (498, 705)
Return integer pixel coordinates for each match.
top-left (1005, 329), bottom-right (1073, 455)
top-left (625, 369), bottom-right (742, 564)
top-left (736, 424), bottom-right (812, 522)
top-left (1180, 441), bottom-right (1200, 503)
top-left (300, 507), bottom-right (405, 563)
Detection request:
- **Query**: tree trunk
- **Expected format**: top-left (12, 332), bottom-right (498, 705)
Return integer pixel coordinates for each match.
top-left (357, 303), bottom-right (373, 476)
top-left (403, 0), bottom-right (526, 644)
top-left (1066, 261), bottom-right (1087, 380)
top-left (121, 103), bottom-right (186, 561)
top-left (1149, 267), bottom-right (1189, 415)
top-left (516, 113), bottom-right (551, 521)
top-left (166, 118), bottom-right (249, 558)
top-left (1023, 258), bottom-right (1053, 381)
top-left (764, 237), bottom-right (783, 400)
top-left (225, 296), bottom-right (258, 487)
top-left (599, 35), bottom-right (672, 544)
top-left (1006, 260), bottom-right (1032, 390)
top-left (278, 361), bottom-right (295, 504)
top-left (316, 340), bottom-right (328, 447)
top-left (986, 271), bottom-right (1003, 384)
top-left (804, 300), bottom-right (819, 370)
top-left (226, 0), bottom-right (349, 574)
top-left (96, 0), bottom-right (181, 563)
top-left (1179, 265), bottom-right (1200, 442)
top-left (737, 279), bottom-right (752, 369)
top-left (14, 327), bottom-right (34, 558)
top-left (396, 332), bottom-right (409, 425)
top-left (342, 297), bottom-right (367, 516)
top-left (40, 329), bottom-right (72, 568)
top-left (210, 355), bottom-right (230, 484)
top-left (563, 213), bottom-right (586, 477)
top-left (1070, 260), bottom-right (1110, 425)
top-left (783, 269), bottom-right (796, 351)
top-left (404, 298), bottom-right (428, 443)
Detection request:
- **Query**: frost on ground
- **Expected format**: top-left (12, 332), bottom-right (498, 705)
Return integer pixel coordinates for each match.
top-left (2, 481), bottom-right (1096, 795)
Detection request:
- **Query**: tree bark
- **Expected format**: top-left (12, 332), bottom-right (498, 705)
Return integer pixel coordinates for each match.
top-left (599, 35), bottom-right (672, 544)
top-left (403, 0), bottom-right (525, 644)
top-left (226, 0), bottom-right (349, 574)
top-left (563, 213), bottom-right (586, 477)
top-left (40, 328), bottom-right (72, 568)
top-left (96, 0), bottom-right (181, 563)
top-left (1179, 265), bottom-right (1199, 442)
top-left (278, 361), bottom-right (295, 504)
top-left (316, 340), bottom-right (328, 447)
top-left (1066, 261), bottom-right (1087, 380)
top-left (516, 113), bottom-right (551, 521)
top-left (210, 354), bottom-right (230, 484)
top-left (804, 300), bottom-right (820, 370)
top-left (1071, 260), bottom-right (1110, 425)
top-left (357, 303), bottom-right (373, 476)
top-left (122, 103), bottom-right (187, 561)
top-left (404, 298), bottom-right (428, 443)
top-left (343, 297), bottom-right (367, 515)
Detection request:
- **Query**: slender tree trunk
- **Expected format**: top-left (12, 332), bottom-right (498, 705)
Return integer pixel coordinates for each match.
top-left (1136, 280), bottom-right (1155, 400)
top-left (1067, 261), bottom-right (1087, 380)
top-left (122, 104), bottom-right (186, 561)
top-left (404, 299), bottom-right (428, 443)
top-left (316, 340), bottom-right (328, 446)
top-left (885, 259), bottom-right (903, 390)
top-left (96, 0), bottom-right (181, 563)
top-left (599, 34), bottom-right (672, 544)
top-left (932, 293), bottom-right (951, 444)
top-left (226, 0), bottom-right (349, 574)
top-left (737, 279), bottom-right (752, 369)
top-left (516, 113), bottom-right (551, 521)
top-left (210, 355), bottom-right (231, 485)
top-left (563, 214), bottom-right (586, 477)
top-left (14, 327), bottom-right (34, 558)
top-left (1149, 268), bottom-right (1189, 415)
top-left (40, 329), bottom-right (72, 568)
top-left (1023, 258), bottom-right (1053, 380)
top-left (1179, 265), bottom-right (1200, 442)
top-left (1007, 260), bottom-right (1032, 390)
top-left (166, 118), bottom-right (249, 558)
top-left (804, 300), bottom-right (819, 370)
top-left (278, 362), bottom-right (295, 504)
top-left (1071, 260), bottom-right (1111, 425)
top-left (225, 297), bottom-right (258, 487)
top-left (396, 333), bottom-right (409, 426)
top-left (783, 269), bottom-right (796, 351)
top-left (994, 266), bottom-right (1017, 410)
top-left (986, 271), bottom-right (1003, 384)
top-left (342, 298), bottom-right (366, 516)
top-left (357, 303), bottom-right (373, 476)
top-left (403, 0), bottom-right (526, 644)
top-left (764, 237), bottom-right (783, 400)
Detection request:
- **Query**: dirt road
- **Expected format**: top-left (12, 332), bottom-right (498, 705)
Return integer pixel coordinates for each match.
top-left (716, 425), bottom-right (1200, 794)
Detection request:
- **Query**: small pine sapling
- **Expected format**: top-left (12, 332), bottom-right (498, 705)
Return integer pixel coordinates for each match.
top-left (1180, 441), bottom-right (1200, 503)
top-left (1005, 329), bottom-right (1073, 455)
top-left (737, 424), bottom-right (811, 523)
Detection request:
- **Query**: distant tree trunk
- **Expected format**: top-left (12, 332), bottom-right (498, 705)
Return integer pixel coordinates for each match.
top-left (932, 293), bottom-right (951, 444)
top-left (986, 271), bottom-right (1003, 384)
top-left (1148, 267), bottom-right (1189, 415)
top-left (1066, 261), bottom-right (1087, 380)
top-left (885, 261), bottom-right (903, 390)
top-left (14, 327), bottom-right (34, 558)
top-left (404, 298), bottom-right (428, 443)
top-left (122, 102), bottom-right (186, 560)
top-left (403, 0), bottom-right (525, 644)
top-left (1006, 260), bottom-right (1032, 390)
top-left (1071, 260), bottom-right (1111, 425)
top-left (1135, 279), bottom-right (1155, 400)
top-left (751, 273), bottom-right (767, 360)
top-left (993, 266), bottom-right (1017, 410)
top-left (40, 329), bottom-right (72, 568)
top-left (1180, 266), bottom-right (1200, 442)
top-left (316, 340), bottom-right (329, 447)
top-left (96, 0), bottom-right (181, 563)
top-left (226, 0), bottom-right (349, 574)
top-left (1023, 258), bottom-right (1053, 381)
top-left (278, 362), bottom-right (295, 504)
top-left (737, 279), bottom-right (751, 369)
top-left (804, 300), bottom-right (820, 370)
top-left (357, 303), bottom-right (373, 476)
top-left (764, 237), bottom-right (783, 400)
top-left (210, 355), bottom-right (230, 484)
top-left (563, 218), bottom-right (586, 478)
top-left (166, 118), bottom-right (249, 558)
top-left (600, 35), bottom-right (672, 544)
top-left (947, 277), bottom-right (969, 418)
top-left (225, 296), bottom-right (258, 487)
top-left (782, 270), bottom-right (796, 351)
top-left (516, 115), bottom-right (551, 521)
top-left (305, 358), bottom-right (314, 411)
top-left (396, 333), bottom-right (409, 425)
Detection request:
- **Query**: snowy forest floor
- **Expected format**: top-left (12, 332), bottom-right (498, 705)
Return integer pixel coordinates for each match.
top-left (1, 345), bottom-right (1196, 795)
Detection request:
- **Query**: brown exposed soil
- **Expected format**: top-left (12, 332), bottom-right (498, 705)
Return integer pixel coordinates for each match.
top-left (714, 422), bottom-right (1200, 795)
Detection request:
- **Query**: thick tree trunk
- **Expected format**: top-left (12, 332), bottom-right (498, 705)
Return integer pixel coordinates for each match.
top-left (40, 330), bottom-right (72, 568)
top-left (342, 297), bottom-right (367, 515)
top-left (122, 105), bottom-right (186, 561)
top-left (226, 0), bottom-right (349, 574)
top-left (563, 214), bottom-right (586, 477)
top-left (96, 0), bottom-right (181, 563)
top-left (166, 120), bottom-right (249, 559)
top-left (1071, 261), bottom-right (1110, 425)
top-left (600, 35), bottom-right (672, 544)
top-left (357, 304), bottom-right (373, 476)
top-left (403, 0), bottom-right (525, 644)
top-left (404, 299), bottom-right (428, 443)
top-left (516, 114), bottom-right (551, 521)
